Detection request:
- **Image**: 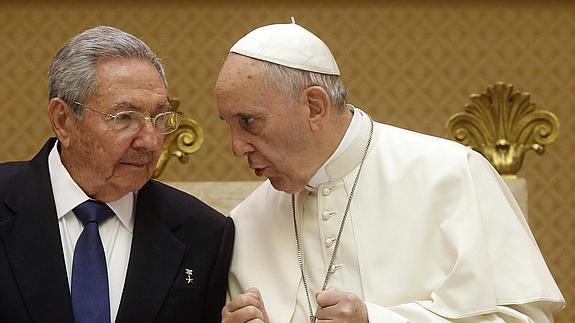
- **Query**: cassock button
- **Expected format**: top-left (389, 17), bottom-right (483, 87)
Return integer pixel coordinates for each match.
top-left (325, 238), bottom-right (336, 248)
top-left (329, 264), bottom-right (343, 274)
top-left (322, 211), bottom-right (337, 220)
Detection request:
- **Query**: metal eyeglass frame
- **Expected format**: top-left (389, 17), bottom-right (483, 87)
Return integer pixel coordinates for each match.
top-left (73, 101), bottom-right (183, 134)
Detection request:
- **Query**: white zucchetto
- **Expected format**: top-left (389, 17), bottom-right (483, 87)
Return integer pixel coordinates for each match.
top-left (230, 22), bottom-right (340, 76)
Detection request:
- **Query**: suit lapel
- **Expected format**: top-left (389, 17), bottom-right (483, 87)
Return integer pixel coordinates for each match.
top-left (0, 138), bottom-right (74, 322)
top-left (116, 182), bottom-right (185, 322)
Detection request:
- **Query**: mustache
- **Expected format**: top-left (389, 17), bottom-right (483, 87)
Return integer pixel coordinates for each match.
top-left (119, 151), bottom-right (153, 164)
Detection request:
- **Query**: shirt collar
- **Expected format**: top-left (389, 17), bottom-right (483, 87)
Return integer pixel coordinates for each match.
top-left (306, 107), bottom-right (363, 190)
top-left (48, 141), bottom-right (135, 232)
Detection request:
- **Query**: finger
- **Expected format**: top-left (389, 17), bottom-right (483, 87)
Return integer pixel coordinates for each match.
top-left (242, 287), bottom-right (271, 322)
top-left (315, 288), bottom-right (344, 307)
top-left (222, 304), bottom-right (264, 323)
top-left (315, 303), bottom-right (338, 321)
top-left (244, 288), bottom-right (269, 318)
top-left (314, 286), bottom-right (342, 300)
top-left (225, 291), bottom-right (263, 312)
top-left (315, 292), bottom-right (368, 323)
top-left (244, 287), bottom-right (263, 302)
top-left (316, 304), bottom-right (356, 322)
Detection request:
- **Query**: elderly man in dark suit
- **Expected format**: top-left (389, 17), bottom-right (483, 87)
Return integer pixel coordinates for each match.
top-left (0, 26), bottom-right (234, 323)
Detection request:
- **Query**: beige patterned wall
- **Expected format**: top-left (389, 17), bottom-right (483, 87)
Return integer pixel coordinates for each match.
top-left (1, 1), bottom-right (573, 321)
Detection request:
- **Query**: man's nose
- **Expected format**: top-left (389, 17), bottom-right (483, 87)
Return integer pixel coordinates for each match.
top-left (133, 120), bottom-right (163, 151)
top-left (232, 137), bottom-right (254, 157)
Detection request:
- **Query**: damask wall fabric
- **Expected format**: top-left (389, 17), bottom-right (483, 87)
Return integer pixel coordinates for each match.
top-left (0, 1), bottom-right (573, 322)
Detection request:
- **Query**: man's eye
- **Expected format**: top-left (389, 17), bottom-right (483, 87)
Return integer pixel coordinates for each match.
top-left (115, 113), bottom-right (133, 122)
top-left (240, 117), bottom-right (255, 126)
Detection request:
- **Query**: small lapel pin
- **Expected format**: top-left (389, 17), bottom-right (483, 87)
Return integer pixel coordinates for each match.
top-left (185, 268), bottom-right (194, 284)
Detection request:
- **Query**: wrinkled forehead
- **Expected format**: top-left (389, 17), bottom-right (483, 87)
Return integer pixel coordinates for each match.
top-left (94, 59), bottom-right (166, 92)
top-left (216, 56), bottom-right (286, 119)
top-left (216, 54), bottom-right (267, 91)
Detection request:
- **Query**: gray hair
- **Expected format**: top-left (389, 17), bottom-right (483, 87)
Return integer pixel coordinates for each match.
top-left (260, 61), bottom-right (347, 112)
top-left (48, 26), bottom-right (166, 119)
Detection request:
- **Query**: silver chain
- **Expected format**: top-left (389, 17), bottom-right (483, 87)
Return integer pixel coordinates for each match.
top-left (292, 118), bottom-right (373, 323)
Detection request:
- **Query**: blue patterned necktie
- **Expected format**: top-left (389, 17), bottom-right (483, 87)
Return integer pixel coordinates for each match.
top-left (71, 200), bottom-right (114, 323)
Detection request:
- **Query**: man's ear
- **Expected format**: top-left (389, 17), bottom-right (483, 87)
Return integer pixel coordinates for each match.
top-left (302, 86), bottom-right (331, 131)
top-left (47, 98), bottom-right (75, 148)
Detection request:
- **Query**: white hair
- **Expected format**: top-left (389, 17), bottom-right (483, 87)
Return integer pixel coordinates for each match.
top-left (260, 61), bottom-right (347, 112)
top-left (48, 26), bottom-right (166, 119)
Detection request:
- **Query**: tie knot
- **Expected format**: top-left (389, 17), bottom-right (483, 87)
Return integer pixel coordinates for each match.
top-left (73, 200), bottom-right (114, 226)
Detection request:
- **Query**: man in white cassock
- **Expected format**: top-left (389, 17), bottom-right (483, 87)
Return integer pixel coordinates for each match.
top-left (215, 21), bottom-right (565, 323)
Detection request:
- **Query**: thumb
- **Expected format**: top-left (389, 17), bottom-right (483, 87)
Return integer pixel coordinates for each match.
top-left (315, 286), bottom-right (341, 298)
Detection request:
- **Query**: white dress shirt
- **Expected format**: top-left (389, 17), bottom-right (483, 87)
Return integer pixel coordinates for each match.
top-left (48, 141), bottom-right (134, 322)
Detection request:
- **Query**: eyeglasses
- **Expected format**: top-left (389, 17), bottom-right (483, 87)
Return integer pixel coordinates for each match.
top-left (74, 102), bottom-right (182, 134)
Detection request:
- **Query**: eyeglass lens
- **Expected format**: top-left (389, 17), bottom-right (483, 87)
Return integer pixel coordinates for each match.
top-left (111, 111), bottom-right (181, 134)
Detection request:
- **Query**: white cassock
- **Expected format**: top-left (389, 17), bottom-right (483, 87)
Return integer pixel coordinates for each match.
top-left (228, 109), bottom-right (565, 322)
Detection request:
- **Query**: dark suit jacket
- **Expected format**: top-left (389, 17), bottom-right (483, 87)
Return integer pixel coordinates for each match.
top-left (0, 138), bottom-right (235, 323)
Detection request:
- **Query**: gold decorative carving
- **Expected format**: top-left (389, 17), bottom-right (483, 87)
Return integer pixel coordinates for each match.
top-left (445, 82), bottom-right (560, 178)
top-left (153, 97), bottom-right (205, 178)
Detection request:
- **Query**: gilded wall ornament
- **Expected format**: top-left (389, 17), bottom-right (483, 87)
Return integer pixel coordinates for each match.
top-left (153, 97), bottom-right (204, 178)
top-left (445, 82), bottom-right (559, 178)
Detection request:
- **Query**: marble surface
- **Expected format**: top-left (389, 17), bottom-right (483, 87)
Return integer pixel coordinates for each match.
top-left (164, 181), bottom-right (263, 215)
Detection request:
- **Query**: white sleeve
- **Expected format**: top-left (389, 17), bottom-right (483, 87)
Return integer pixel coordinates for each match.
top-left (365, 301), bottom-right (555, 323)
top-left (363, 151), bottom-right (564, 323)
